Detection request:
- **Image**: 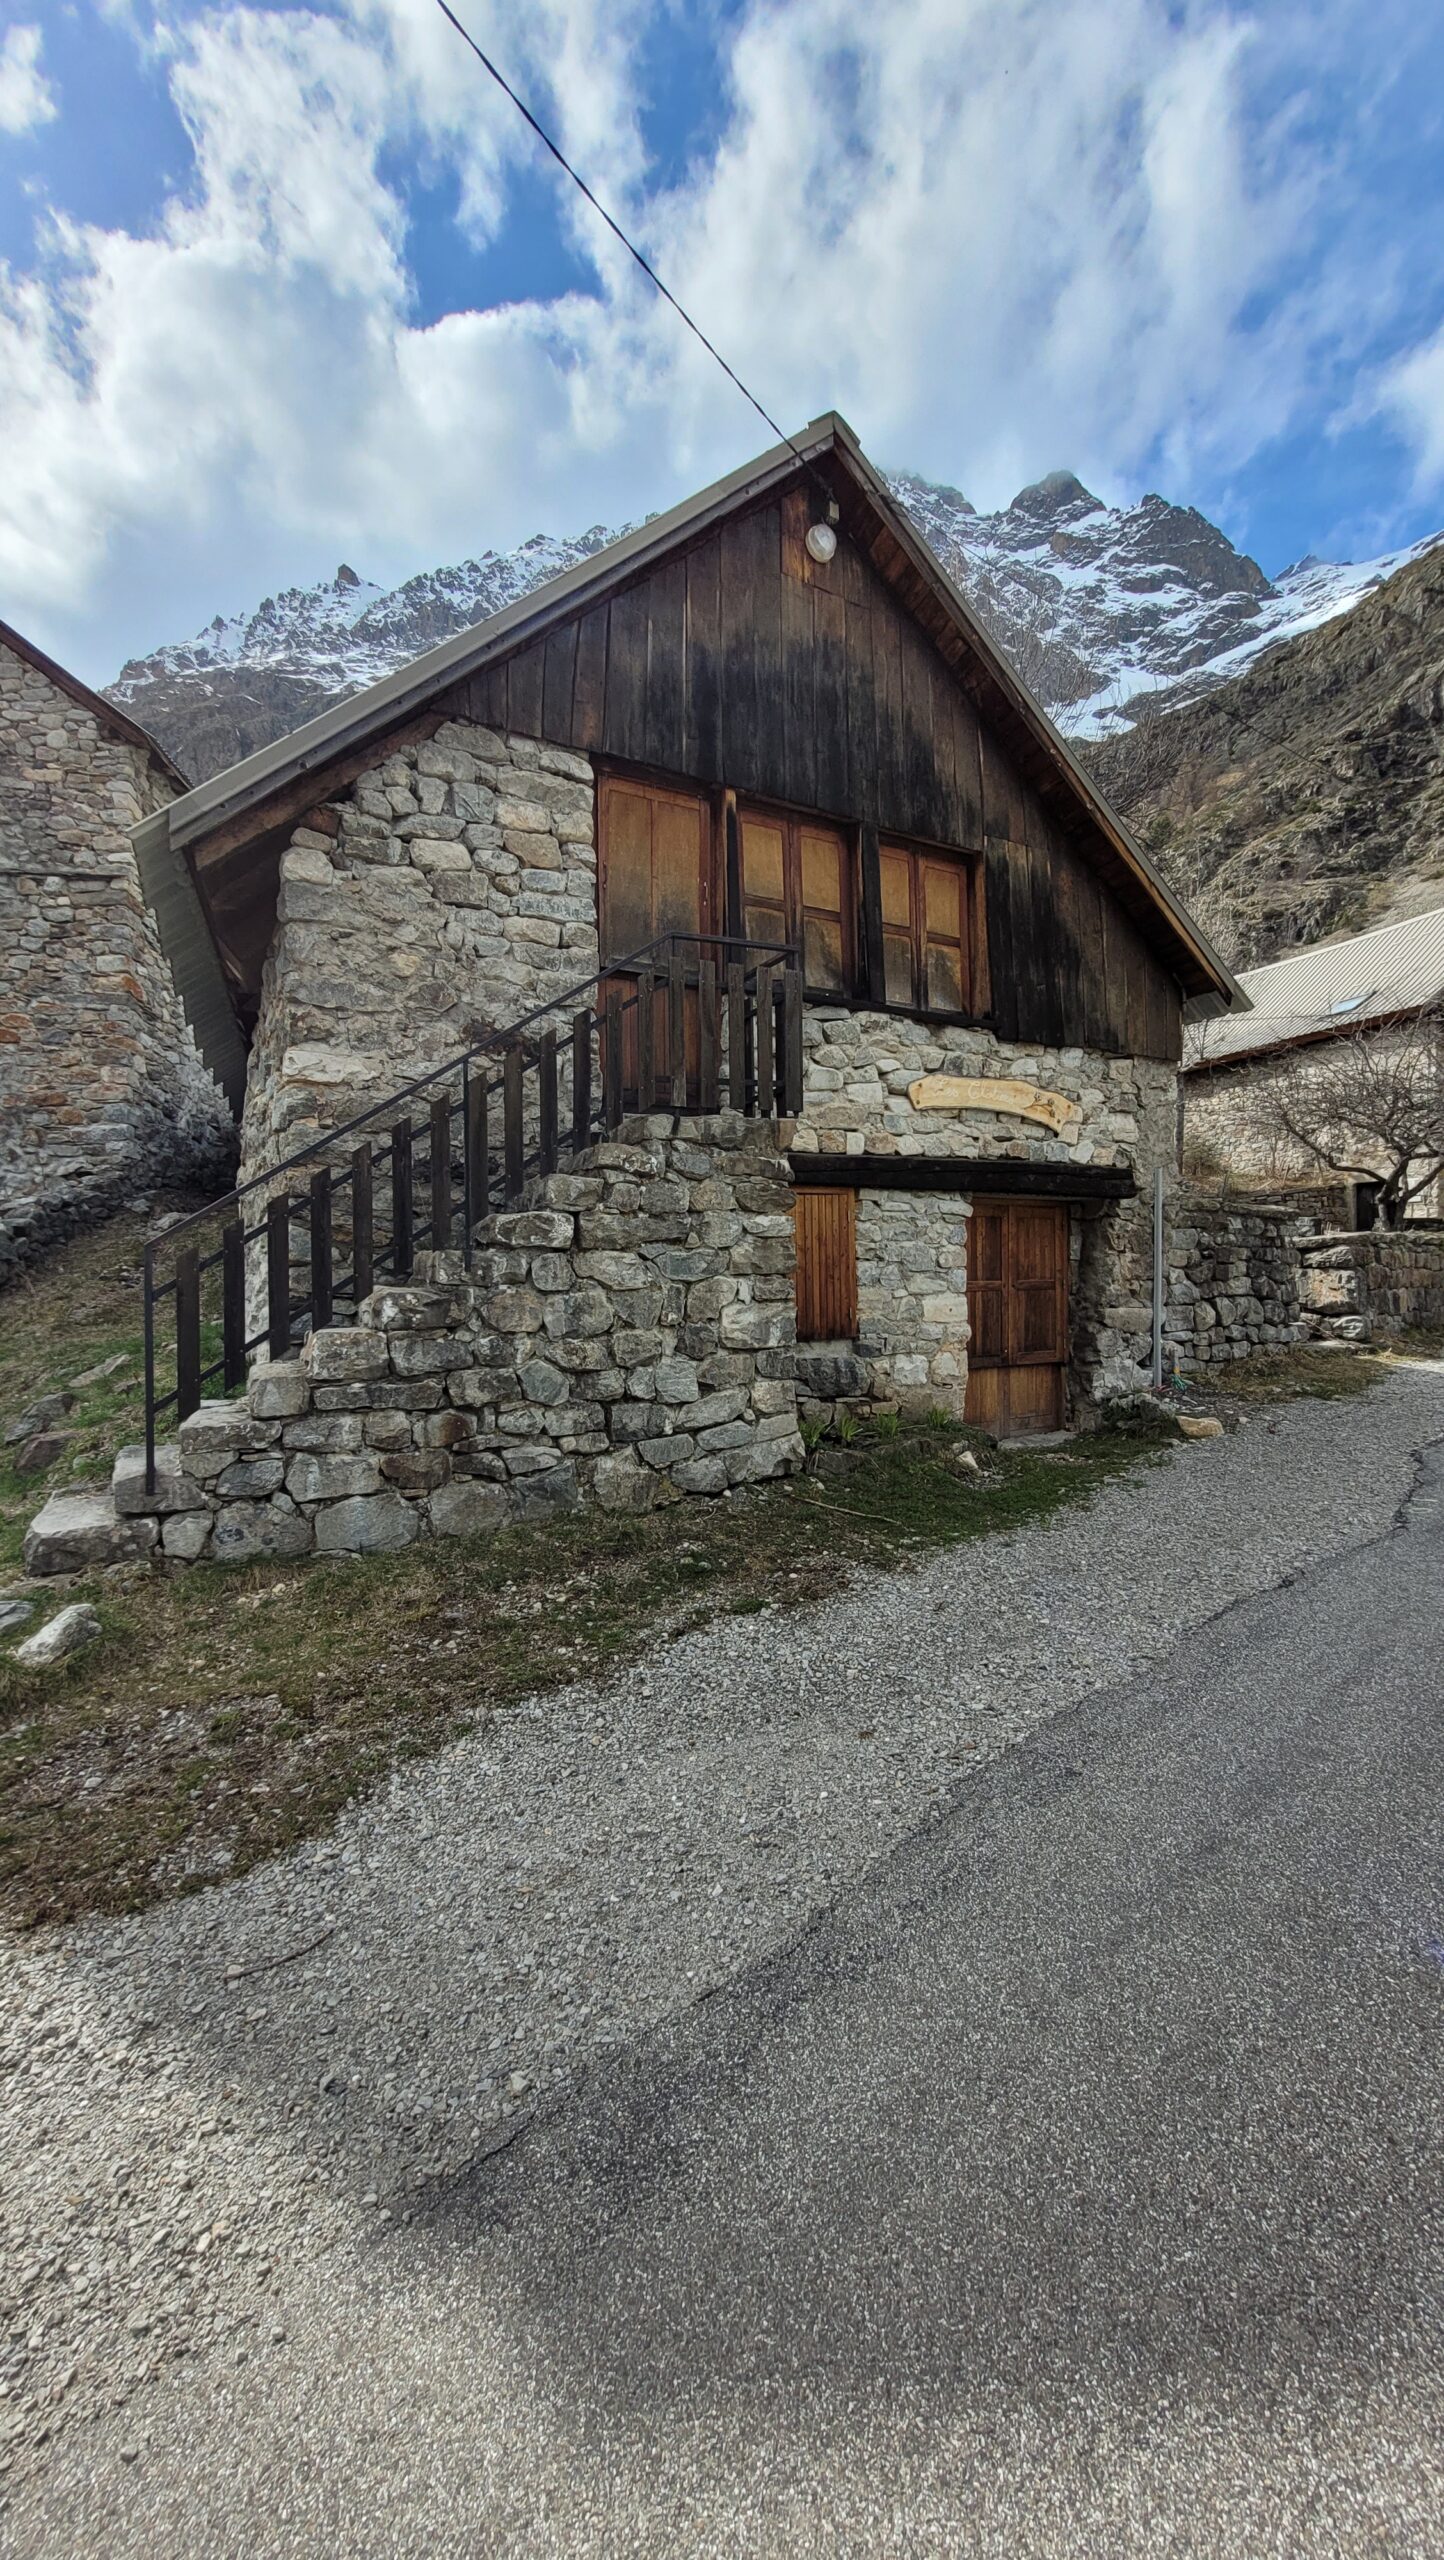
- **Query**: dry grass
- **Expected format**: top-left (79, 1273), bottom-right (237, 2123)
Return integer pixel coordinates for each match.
top-left (0, 1409), bottom-right (1172, 1930)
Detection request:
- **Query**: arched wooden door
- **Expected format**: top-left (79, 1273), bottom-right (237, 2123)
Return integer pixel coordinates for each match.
top-left (964, 1200), bottom-right (1069, 1435)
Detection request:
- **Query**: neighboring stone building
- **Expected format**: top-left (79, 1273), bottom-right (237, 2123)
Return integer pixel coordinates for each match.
top-left (28, 415), bottom-right (1245, 1572)
top-left (0, 620), bottom-right (239, 1280)
top-left (1182, 905), bottom-right (1444, 1225)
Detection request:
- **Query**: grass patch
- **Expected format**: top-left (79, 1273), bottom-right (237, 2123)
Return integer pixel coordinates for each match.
top-left (0, 1203), bottom-right (199, 1578)
top-left (1213, 1345), bottom-right (1388, 1403)
top-left (0, 1405), bottom-right (1174, 1930)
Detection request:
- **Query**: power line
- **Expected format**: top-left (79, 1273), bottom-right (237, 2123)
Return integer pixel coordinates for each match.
top-left (430, 0), bottom-right (825, 493)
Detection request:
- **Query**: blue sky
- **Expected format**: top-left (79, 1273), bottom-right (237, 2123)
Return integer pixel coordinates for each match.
top-left (3, 0), bottom-right (1444, 683)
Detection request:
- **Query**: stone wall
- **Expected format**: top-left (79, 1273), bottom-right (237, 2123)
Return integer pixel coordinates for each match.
top-left (854, 1188), bottom-right (972, 1409)
top-left (1299, 1229), bottom-right (1444, 1340)
top-left (239, 721), bottom-right (597, 1179)
top-left (0, 637), bottom-right (235, 1281)
top-left (796, 1010), bottom-right (1178, 1408)
top-left (1164, 1195), bottom-right (1301, 1366)
top-left (43, 1114), bottom-right (803, 1571)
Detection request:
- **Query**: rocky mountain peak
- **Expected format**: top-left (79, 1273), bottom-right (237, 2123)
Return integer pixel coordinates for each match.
top-left (1007, 470), bottom-right (1099, 519)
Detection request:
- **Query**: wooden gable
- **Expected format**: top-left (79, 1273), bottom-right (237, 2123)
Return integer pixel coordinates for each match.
top-left (437, 482), bottom-right (1180, 1060)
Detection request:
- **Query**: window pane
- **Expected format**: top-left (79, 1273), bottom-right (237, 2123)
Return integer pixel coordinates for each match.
top-left (804, 914), bottom-right (846, 992)
top-left (744, 898), bottom-right (787, 950)
top-left (741, 817), bottom-right (785, 902)
top-left (880, 849), bottom-right (912, 928)
top-left (923, 862), bottom-right (962, 938)
top-left (800, 828), bottom-right (843, 916)
top-left (883, 929), bottom-right (914, 1008)
top-left (925, 941), bottom-right (964, 1014)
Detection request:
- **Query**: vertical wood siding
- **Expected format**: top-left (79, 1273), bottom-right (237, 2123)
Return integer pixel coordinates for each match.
top-left (442, 486), bottom-right (1183, 1062)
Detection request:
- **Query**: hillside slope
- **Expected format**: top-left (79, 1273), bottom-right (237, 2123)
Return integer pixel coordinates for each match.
top-left (1088, 543), bottom-right (1444, 970)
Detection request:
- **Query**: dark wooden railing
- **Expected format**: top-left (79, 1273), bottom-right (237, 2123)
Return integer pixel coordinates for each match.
top-left (142, 935), bottom-right (801, 1490)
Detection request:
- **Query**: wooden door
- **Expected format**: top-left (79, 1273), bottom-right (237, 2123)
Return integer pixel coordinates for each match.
top-left (964, 1200), bottom-right (1068, 1435)
top-left (795, 1189), bottom-right (858, 1342)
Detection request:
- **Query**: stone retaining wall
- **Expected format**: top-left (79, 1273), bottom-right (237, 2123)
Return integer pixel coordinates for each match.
top-left (0, 635), bottom-right (235, 1282)
top-left (1300, 1229), bottom-right (1444, 1339)
top-left (1164, 1196), bottom-right (1301, 1366)
top-left (41, 1114), bottom-right (803, 1571)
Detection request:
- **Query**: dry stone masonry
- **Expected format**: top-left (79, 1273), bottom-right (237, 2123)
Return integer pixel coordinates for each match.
top-left (1300, 1228), bottom-right (1444, 1341)
top-left (25, 1115), bottom-right (803, 1575)
top-left (1164, 1196), bottom-right (1301, 1366)
top-left (0, 634), bottom-right (234, 1280)
top-left (240, 722), bottom-right (598, 1177)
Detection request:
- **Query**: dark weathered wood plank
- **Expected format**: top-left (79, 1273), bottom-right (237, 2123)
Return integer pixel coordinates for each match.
top-left (570, 605), bottom-right (609, 750)
top-left (698, 953), bottom-right (720, 1111)
top-left (859, 822), bottom-right (887, 1008)
top-left (175, 1245), bottom-right (202, 1421)
top-left (635, 967), bottom-right (655, 1112)
top-left (221, 1219), bottom-right (246, 1389)
top-left (604, 581), bottom-right (650, 763)
top-left (726, 960), bottom-right (746, 1108)
top-left (504, 1043), bottom-right (525, 1199)
top-left (542, 620), bottom-right (579, 743)
top-left (603, 985), bottom-right (624, 1127)
top-left (352, 1142), bottom-right (374, 1299)
top-left (571, 1009), bottom-right (592, 1148)
top-left (668, 945), bottom-right (687, 1109)
top-left (391, 1120), bottom-right (414, 1277)
top-left (429, 1094), bottom-right (451, 1249)
top-left (754, 961), bottom-right (775, 1112)
top-left (781, 965), bottom-right (804, 1115)
top-left (266, 1195), bottom-right (291, 1358)
top-left (506, 640), bottom-right (546, 738)
top-left (538, 1028), bottom-right (558, 1173)
top-left (683, 535), bottom-right (723, 782)
top-left (310, 1167), bottom-right (334, 1329)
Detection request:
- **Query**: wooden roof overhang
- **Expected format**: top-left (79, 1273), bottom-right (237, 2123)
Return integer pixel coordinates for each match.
top-left (135, 414), bottom-right (1242, 1094)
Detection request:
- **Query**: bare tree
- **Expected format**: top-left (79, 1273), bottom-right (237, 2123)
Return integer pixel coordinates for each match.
top-left (1249, 1007), bottom-right (1444, 1226)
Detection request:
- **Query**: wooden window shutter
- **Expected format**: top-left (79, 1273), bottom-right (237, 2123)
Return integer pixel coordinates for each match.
top-left (794, 1189), bottom-right (858, 1342)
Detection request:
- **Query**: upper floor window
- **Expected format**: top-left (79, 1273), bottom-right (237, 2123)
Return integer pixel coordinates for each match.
top-left (738, 805), bottom-right (852, 996)
top-left (879, 842), bottom-right (983, 1018)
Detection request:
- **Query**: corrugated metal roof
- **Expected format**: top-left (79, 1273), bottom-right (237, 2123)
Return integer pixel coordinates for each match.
top-left (1183, 902), bottom-right (1444, 1070)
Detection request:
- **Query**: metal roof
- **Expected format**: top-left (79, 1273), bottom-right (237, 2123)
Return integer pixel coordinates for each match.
top-left (1183, 901), bottom-right (1444, 1071)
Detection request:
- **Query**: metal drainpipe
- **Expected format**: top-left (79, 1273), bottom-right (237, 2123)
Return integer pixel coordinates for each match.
top-left (1151, 1167), bottom-right (1166, 1391)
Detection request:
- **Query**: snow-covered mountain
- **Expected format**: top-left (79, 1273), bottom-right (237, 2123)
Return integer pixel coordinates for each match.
top-left (106, 471), bottom-right (1440, 782)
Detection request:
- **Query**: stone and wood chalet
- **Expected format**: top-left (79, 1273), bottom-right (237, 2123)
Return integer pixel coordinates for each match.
top-left (0, 620), bottom-right (234, 1282)
top-left (24, 414), bottom-right (1244, 1575)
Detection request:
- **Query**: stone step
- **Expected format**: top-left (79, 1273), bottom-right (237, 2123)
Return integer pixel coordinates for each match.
top-left (24, 1487), bottom-right (157, 1579)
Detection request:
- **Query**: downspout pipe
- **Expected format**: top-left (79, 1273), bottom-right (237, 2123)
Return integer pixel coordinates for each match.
top-left (1151, 1167), bottom-right (1166, 1392)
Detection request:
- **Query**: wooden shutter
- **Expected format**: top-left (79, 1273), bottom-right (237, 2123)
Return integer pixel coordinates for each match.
top-left (739, 811), bottom-right (788, 951)
top-left (879, 848), bottom-right (915, 1006)
top-left (599, 772), bottom-right (711, 961)
top-left (799, 824), bottom-right (849, 993)
top-left (921, 858), bottom-right (970, 1015)
top-left (794, 1189), bottom-right (858, 1341)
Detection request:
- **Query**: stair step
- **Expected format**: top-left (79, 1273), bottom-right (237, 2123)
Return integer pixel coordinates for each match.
top-left (23, 1488), bottom-right (157, 1579)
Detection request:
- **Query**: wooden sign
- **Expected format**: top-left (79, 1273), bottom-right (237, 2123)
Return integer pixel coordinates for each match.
top-left (906, 1075), bottom-right (1081, 1135)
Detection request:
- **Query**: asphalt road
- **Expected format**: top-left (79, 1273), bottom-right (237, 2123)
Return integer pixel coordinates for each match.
top-left (18, 1431), bottom-right (1444, 2555)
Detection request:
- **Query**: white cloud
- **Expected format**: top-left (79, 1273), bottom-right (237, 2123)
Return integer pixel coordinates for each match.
top-left (1378, 325), bottom-right (1444, 492)
top-left (0, 0), bottom-right (1434, 677)
top-left (0, 23), bottom-right (56, 135)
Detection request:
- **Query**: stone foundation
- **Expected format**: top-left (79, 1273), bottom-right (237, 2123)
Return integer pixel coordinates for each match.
top-left (28, 1115), bottom-right (804, 1574)
top-left (0, 633), bottom-right (235, 1282)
